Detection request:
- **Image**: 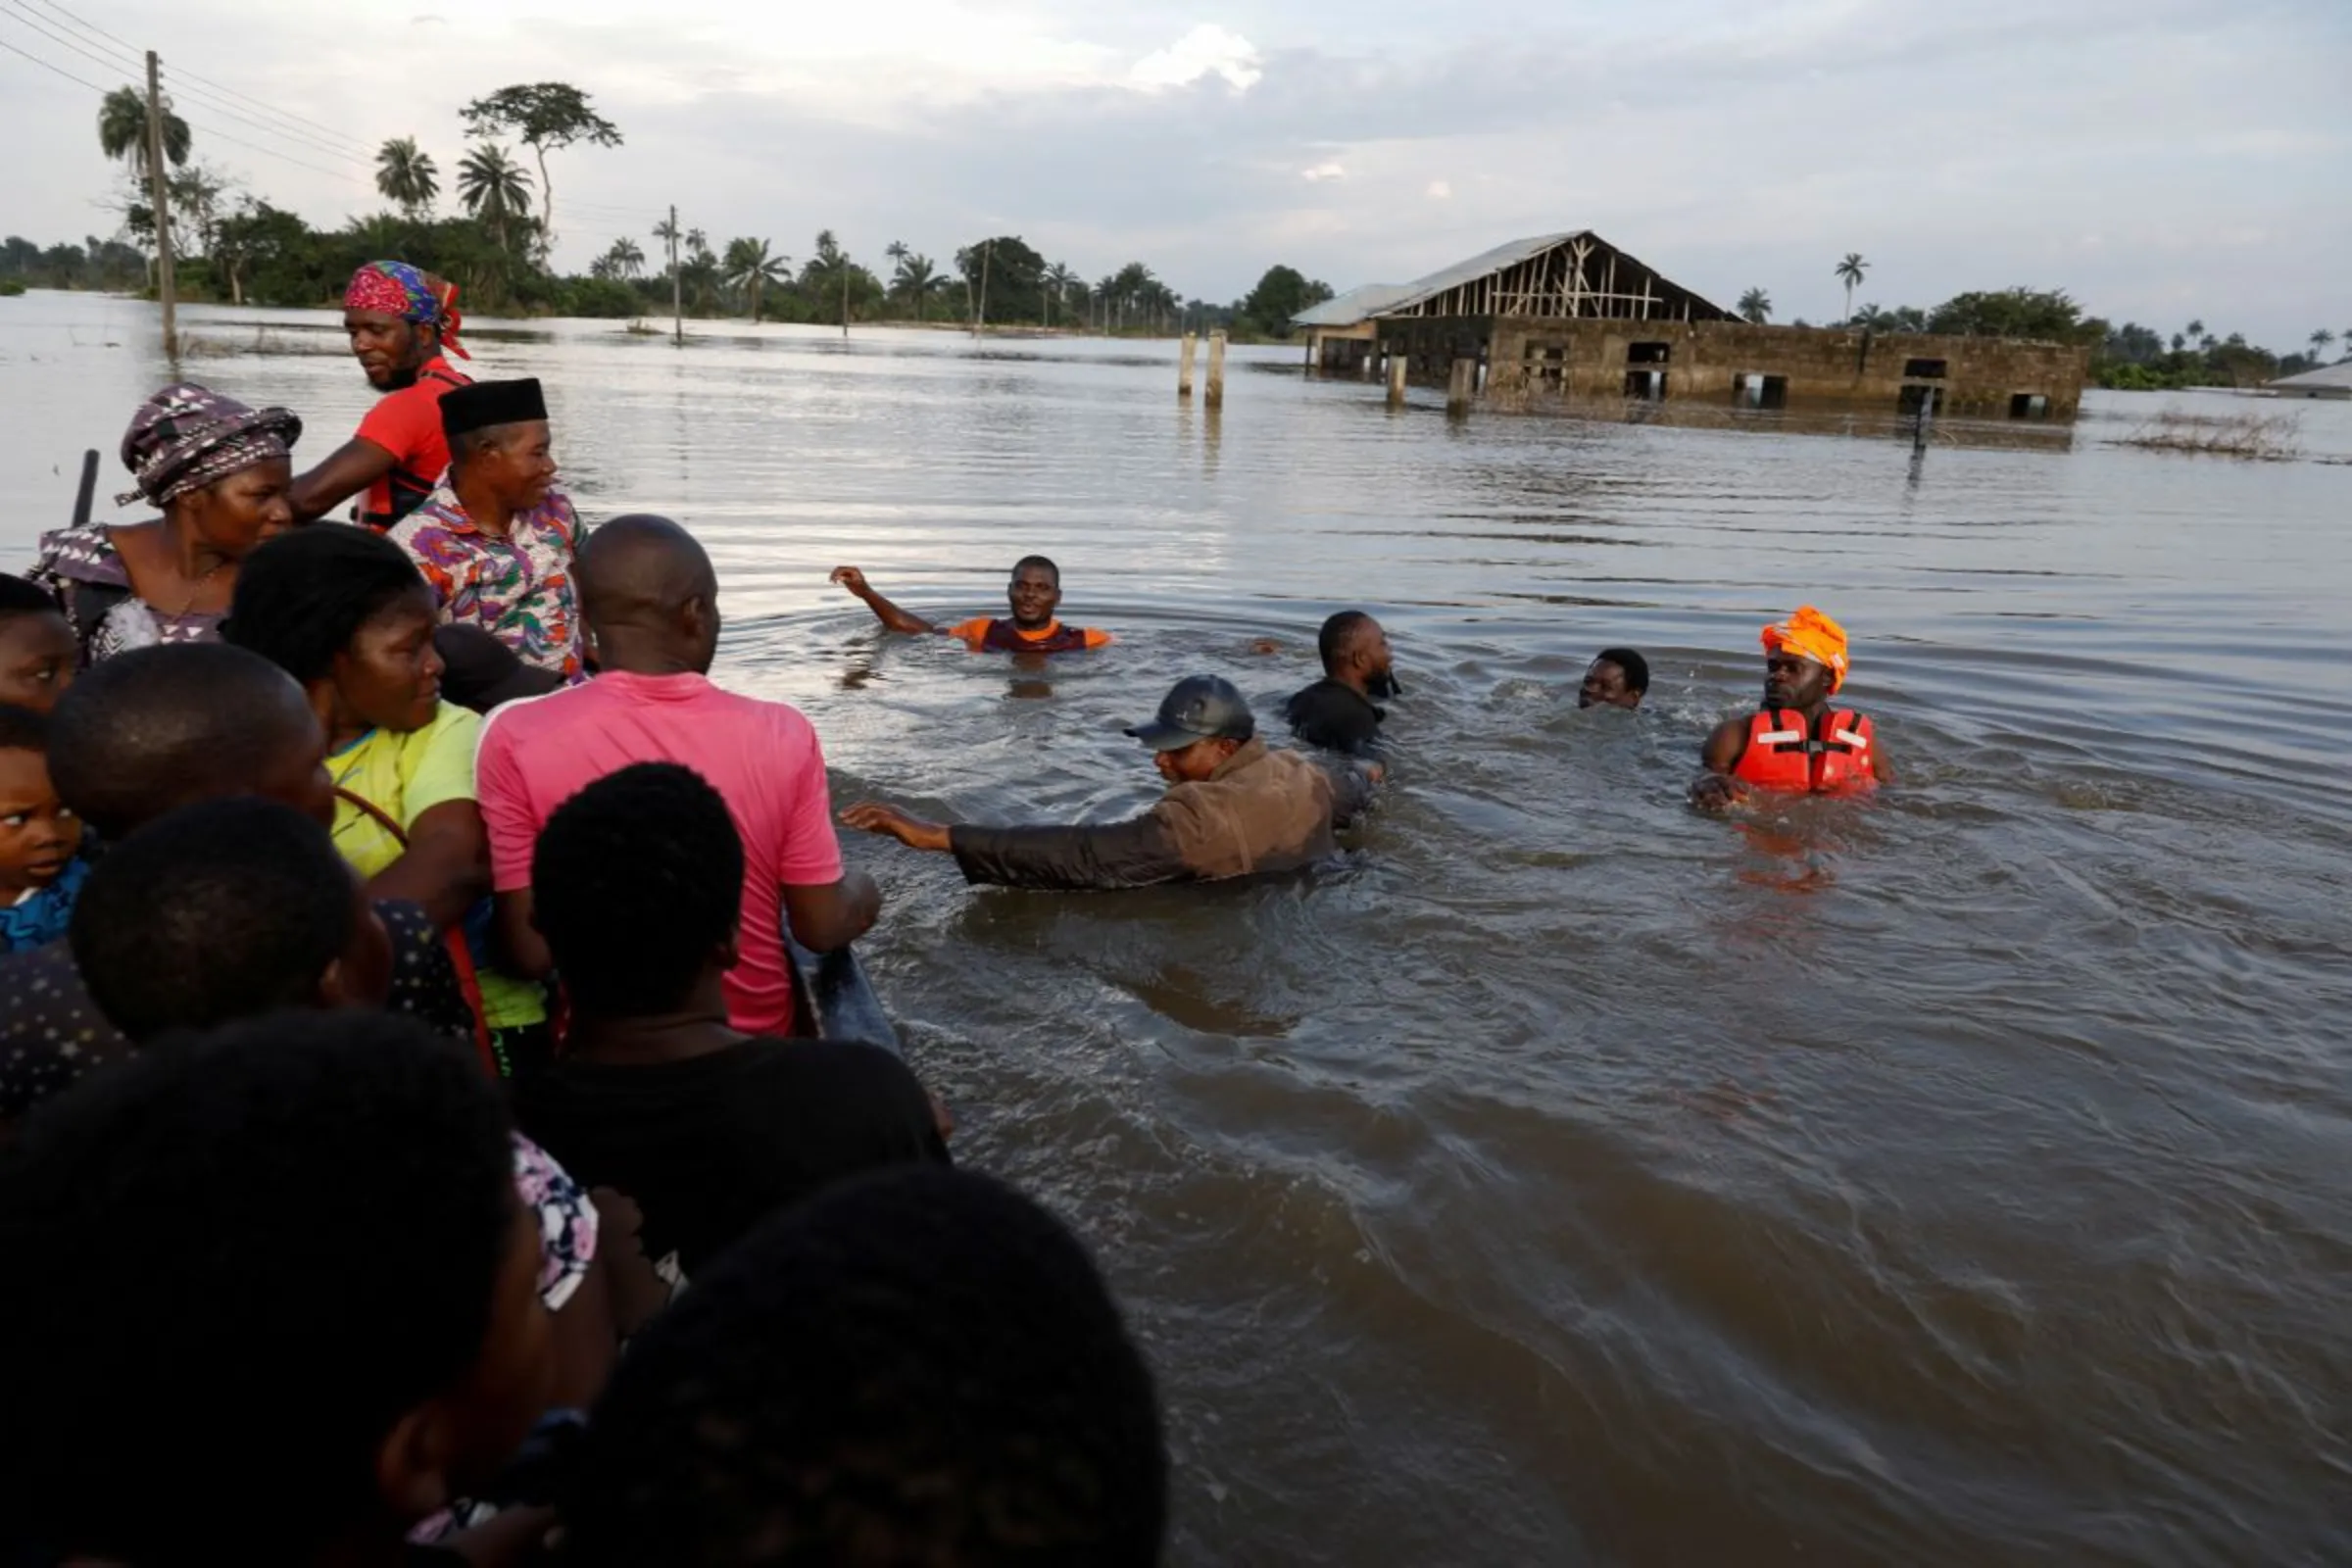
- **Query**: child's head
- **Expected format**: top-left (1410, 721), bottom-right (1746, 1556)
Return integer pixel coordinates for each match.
top-left (0, 704), bottom-right (80, 899)
top-left (0, 1009), bottom-right (558, 1563)
top-left (0, 574), bottom-right (74, 714)
top-left (564, 1166), bottom-right (1167, 1568)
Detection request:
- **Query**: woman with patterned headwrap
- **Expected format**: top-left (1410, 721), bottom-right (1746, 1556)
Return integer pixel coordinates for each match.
top-left (1692, 605), bottom-right (1892, 807)
top-left (27, 382), bottom-right (300, 667)
top-left (287, 260), bottom-right (473, 529)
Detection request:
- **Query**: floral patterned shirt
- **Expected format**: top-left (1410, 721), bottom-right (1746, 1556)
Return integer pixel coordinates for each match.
top-left (386, 484), bottom-right (586, 678)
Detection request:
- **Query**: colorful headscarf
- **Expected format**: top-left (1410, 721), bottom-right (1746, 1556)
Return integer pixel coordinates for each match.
top-left (343, 261), bottom-right (468, 360)
top-left (1761, 606), bottom-right (1851, 692)
top-left (115, 382), bottom-right (303, 509)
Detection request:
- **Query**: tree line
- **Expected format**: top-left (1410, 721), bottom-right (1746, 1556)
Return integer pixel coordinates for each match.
top-left (1730, 255), bottom-right (2342, 388)
top-left (0, 75), bottom-right (1335, 339)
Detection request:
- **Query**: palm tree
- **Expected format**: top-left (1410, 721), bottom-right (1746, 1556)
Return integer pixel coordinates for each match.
top-left (1095, 273), bottom-right (1117, 333)
top-left (2309, 328), bottom-right (2335, 361)
top-left (1834, 253), bottom-right (1868, 322)
top-left (893, 253), bottom-right (942, 321)
top-left (2183, 318), bottom-right (2205, 344)
top-left (456, 143), bottom-right (533, 255)
top-left (1736, 286), bottom-right (1772, 325)
top-left (1042, 262), bottom-right (1078, 328)
top-left (722, 237), bottom-right (788, 320)
top-left (606, 237), bottom-right (644, 278)
top-left (98, 84), bottom-right (189, 182)
top-left (374, 137), bottom-right (439, 220)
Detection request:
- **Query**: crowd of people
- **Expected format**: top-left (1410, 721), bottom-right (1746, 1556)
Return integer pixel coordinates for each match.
top-left (0, 258), bottom-right (1891, 1564)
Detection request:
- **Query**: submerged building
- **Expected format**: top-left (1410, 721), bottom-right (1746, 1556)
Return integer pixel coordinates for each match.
top-left (1294, 231), bottom-right (2091, 424)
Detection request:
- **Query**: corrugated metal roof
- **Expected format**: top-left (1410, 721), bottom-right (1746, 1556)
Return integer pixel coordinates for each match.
top-left (1293, 282), bottom-right (1416, 328)
top-left (1375, 231), bottom-right (1593, 317)
top-left (2270, 361), bottom-right (2352, 391)
top-left (1292, 230), bottom-right (1725, 326)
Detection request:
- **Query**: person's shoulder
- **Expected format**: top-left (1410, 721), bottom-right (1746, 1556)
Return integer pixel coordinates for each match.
top-left (357, 375), bottom-right (449, 444)
top-left (1080, 626), bottom-right (1114, 649)
top-left (945, 616), bottom-right (994, 648)
top-left (422, 698), bottom-right (483, 742)
top-left (736, 1037), bottom-right (931, 1105)
top-left (28, 521), bottom-right (123, 584)
top-left (385, 486), bottom-right (466, 545)
top-left (478, 679), bottom-right (598, 746)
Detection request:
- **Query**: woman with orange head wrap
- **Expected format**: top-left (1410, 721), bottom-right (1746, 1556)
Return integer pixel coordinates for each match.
top-left (1692, 605), bottom-right (1890, 806)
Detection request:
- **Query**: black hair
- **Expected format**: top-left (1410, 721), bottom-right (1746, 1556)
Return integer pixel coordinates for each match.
top-left (532, 761), bottom-right (744, 1018)
top-left (1594, 647), bottom-right (1651, 694)
top-left (564, 1166), bottom-right (1166, 1568)
top-left (224, 524), bottom-right (430, 685)
top-left (1010, 555), bottom-right (1061, 586)
top-left (71, 796), bottom-right (357, 1042)
top-left (0, 572), bottom-right (64, 622)
top-left (1317, 610), bottom-right (1377, 675)
top-left (0, 702), bottom-right (46, 757)
top-left (45, 643), bottom-right (319, 841)
top-left (0, 1009), bottom-right (516, 1564)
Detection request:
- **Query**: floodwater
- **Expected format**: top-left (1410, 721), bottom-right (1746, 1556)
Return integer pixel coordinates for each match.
top-left (5, 292), bottom-right (2350, 1565)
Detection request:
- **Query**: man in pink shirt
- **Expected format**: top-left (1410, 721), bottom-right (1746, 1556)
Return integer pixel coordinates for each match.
top-left (476, 515), bottom-right (879, 1036)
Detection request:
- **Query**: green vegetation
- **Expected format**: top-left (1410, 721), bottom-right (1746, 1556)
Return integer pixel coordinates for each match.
top-left (1835, 253), bottom-right (1868, 322)
top-left (0, 279), bottom-right (24, 297)
top-left (1737, 286), bottom-right (1772, 324)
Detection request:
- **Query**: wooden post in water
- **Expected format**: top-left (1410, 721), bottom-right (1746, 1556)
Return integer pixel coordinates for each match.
top-left (144, 52), bottom-right (177, 356)
top-left (1204, 331), bottom-right (1227, 408)
top-left (668, 204), bottom-right (682, 347)
top-left (1913, 385), bottom-right (1936, 455)
top-left (1178, 332), bottom-right (1197, 397)
top-left (1446, 356), bottom-right (1475, 416)
top-left (1387, 350), bottom-right (1408, 407)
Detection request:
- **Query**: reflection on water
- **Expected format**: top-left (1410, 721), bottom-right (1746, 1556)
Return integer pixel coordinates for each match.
top-left (7, 293), bottom-right (2352, 1565)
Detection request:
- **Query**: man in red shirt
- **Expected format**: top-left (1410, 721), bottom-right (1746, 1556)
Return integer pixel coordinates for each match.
top-left (288, 262), bottom-right (473, 529)
top-left (477, 515), bottom-right (880, 1038)
top-left (830, 557), bottom-right (1111, 653)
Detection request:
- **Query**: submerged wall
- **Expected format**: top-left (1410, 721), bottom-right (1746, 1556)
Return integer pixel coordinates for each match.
top-left (1368, 318), bottom-right (2090, 422)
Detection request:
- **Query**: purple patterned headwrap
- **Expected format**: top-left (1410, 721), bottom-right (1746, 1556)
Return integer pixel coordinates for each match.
top-left (116, 382), bottom-right (303, 509)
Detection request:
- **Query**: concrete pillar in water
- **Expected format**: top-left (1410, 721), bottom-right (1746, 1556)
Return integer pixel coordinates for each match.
top-left (1388, 351), bottom-right (1408, 406)
top-left (1178, 332), bottom-right (1198, 398)
top-left (1447, 356), bottom-right (1476, 415)
top-left (1205, 331), bottom-right (1228, 408)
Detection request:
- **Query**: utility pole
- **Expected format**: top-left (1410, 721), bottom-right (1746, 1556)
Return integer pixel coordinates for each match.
top-left (841, 244), bottom-right (850, 339)
top-left (144, 51), bottom-right (176, 355)
top-left (973, 240), bottom-right (991, 339)
top-left (668, 204), bottom-right (682, 347)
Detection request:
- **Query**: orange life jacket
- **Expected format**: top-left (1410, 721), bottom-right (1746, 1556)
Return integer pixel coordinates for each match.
top-left (979, 617), bottom-right (1092, 653)
top-left (1732, 708), bottom-right (1877, 795)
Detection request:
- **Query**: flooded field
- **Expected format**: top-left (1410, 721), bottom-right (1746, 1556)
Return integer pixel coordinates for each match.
top-left (5, 291), bottom-right (2349, 1565)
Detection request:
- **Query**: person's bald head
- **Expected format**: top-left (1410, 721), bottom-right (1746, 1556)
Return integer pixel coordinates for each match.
top-left (577, 514), bottom-right (721, 676)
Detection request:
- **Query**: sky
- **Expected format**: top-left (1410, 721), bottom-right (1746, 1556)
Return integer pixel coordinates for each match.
top-left (1, 0), bottom-right (2345, 346)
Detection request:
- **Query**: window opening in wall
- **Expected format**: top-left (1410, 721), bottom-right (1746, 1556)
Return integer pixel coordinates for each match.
top-left (1625, 369), bottom-right (1666, 401)
top-left (1627, 341), bottom-right (1670, 364)
top-left (2009, 393), bottom-right (2048, 419)
top-left (1733, 372), bottom-right (1788, 410)
top-left (1903, 358), bottom-right (1948, 379)
top-left (1897, 385), bottom-right (1936, 416)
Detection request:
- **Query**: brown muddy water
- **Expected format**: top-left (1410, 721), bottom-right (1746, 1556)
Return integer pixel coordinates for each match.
top-left (5, 293), bottom-right (2350, 1565)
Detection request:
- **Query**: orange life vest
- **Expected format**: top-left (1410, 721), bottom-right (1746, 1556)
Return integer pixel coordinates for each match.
top-left (1732, 708), bottom-right (1877, 795)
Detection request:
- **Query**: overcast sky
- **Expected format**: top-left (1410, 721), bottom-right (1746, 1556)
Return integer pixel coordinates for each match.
top-left (2, 0), bottom-right (2344, 344)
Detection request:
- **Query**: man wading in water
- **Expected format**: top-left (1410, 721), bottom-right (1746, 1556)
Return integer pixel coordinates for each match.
top-left (830, 558), bottom-right (1111, 654)
top-left (1692, 606), bottom-right (1890, 808)
top-left (1283, 610), bottom-right (1400, 758)
top-left (842, 675), bottom-right (1375, 890)
top-left (287, 262), bottom-right (473, 529)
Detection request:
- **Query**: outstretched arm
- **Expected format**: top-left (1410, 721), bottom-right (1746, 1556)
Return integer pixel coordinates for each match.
top-left (288, 436), bottom-right (398, 523)
top-left (830, 565), bottom-right (939, 636)
top-left (1690, 717), bottom-right (1752, 810)
top-left (841, 802), bottom-right (1192, 890)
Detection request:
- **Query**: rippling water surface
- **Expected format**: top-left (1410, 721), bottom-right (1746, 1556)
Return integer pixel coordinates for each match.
top-left (7, 294), bottom-right (2350, 1565)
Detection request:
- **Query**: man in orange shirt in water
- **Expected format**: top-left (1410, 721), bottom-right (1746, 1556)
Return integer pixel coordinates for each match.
top-left (1692, 605), bottom-right (1891, 808)
top-left (829, 557), bottom-right (1111, 654)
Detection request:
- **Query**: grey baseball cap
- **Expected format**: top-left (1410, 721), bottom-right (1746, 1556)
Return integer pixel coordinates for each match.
top-left (1123, 674), bottom-right (1255, 751)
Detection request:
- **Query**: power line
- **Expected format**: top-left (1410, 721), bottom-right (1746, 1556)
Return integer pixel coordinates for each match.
top-left (0, 28), bottom-right (104, 91)
top-left (176, 115), bottom-right (371, 184)
top-left (0, 3), bottom-right (129, 82)
top-left (14, 0), bottom-right (373, 158)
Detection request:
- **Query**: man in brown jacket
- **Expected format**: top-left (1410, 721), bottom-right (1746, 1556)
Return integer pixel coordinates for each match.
top-left (840, 675), bottom-right (1375, 889)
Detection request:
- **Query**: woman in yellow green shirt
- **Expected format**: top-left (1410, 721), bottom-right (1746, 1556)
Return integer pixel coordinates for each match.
top-left (225, 524), bottom-right (548, 1064)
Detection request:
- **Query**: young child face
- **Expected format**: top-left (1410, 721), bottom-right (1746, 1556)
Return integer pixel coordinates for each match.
top-left (0, 611), bottom-right (76, 714)
top-left (0, 747), bottom-right (81, 898)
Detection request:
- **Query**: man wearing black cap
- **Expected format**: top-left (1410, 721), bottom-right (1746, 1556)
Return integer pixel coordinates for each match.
top-left (840, 675), bottom-right (1376, 890)
top-left (386, 377), bottom-right (587, 678)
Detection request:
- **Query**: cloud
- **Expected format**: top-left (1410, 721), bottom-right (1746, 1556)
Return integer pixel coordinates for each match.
top-left (1302, 162), bottom-right (1346, 182)
top-left (1426, 180), bottom-right (1451, 199)
top-left (1130, 24), bottom-right (1263, 93)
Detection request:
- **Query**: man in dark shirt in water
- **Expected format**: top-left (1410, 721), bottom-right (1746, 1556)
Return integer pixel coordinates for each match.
top-left (1283, 611), bottom-right (1399, 757)
top-left (830, 557), bottom-right (1111, 654)
top-left (1580, 648), bottom-right (1649, 710)
top-left (842, 675), bottom-right (1375, 889)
